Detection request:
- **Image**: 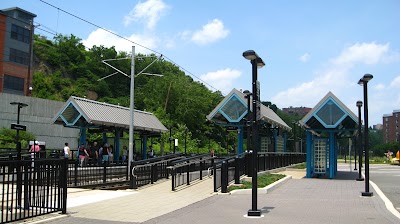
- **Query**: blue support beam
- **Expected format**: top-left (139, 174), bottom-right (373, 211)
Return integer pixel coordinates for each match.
top-left (329, 131), bottom-right (335, 179)
top-left (115, 128), bottom-right (121, 163)
top-left (273, 129), bottom-right (278, 152)
top-left (283, 132), bottom-right (287, 152)
top-left (102, 132), bottom-right (108, 145)
top-left (79, 127), bottom-right (86, 146)
top-left (306, 131), bottom-right (312, 178)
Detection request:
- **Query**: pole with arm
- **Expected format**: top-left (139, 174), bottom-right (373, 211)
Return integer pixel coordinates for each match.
top-left (128, 46), bottom-right (135, 178)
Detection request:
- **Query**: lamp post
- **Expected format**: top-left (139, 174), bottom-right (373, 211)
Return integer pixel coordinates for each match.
top-left (243, 90), bottom-right (252, 154)
top-left (356, 100), bottom-right (364, 181)
top-left (243, 50), bottom-right (265, 217)
top-left (358, 74), bottom-right (373, 196)
top-left (99, 46), bottom-right (162, 177)
top-left (10, 102), bottom-right (28, 160)
top-left (353, 136), bottom-right (357, 171)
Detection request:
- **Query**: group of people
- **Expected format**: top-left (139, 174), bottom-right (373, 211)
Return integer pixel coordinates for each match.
top-left (63, 141), bottom-right (124, 167)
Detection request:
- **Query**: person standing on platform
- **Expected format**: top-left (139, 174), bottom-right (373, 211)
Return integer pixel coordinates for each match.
top-left (63, 142), bottom-right (70, 159)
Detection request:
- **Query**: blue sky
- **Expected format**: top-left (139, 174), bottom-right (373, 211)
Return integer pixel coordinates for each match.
top-left (4, 0), bottom-right (400, 125)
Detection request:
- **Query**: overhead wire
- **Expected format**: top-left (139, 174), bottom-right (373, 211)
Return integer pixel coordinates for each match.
top-left (38, 0), bottom-right (223, 94)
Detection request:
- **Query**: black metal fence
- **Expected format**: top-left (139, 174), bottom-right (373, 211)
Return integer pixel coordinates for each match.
top-left (170, 154), bottom-right (214, 191)
top-left (0, 158), bottom-right (67, 223)
top-left (66, 160), bottom-right (128, 188)
top-left (214, 152), bottom-right (306, 193)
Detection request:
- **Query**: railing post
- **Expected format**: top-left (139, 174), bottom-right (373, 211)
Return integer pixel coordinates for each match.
top-left (151, 165), bottom-right (154, 184)
top-left (62, 158), bottom-right (68, 214)
top-left (213, 163), bottom-right (217, 192)
top-left (171, 168), bottom-right (176, 191)
top-left (234, 157), bottom-right (240, 184)
top-left (74, 160), bottom-right (78, 186)
top-left (103, 164), bottom-right (107, 183)
top-left (200, 159), bottom-right (203, 180)
top-left (23, 161), bottom-right (30, 210)
top-left (221, 161), bottom-right (228, 193)
top-left (186, 163), bottom-right (190, 185)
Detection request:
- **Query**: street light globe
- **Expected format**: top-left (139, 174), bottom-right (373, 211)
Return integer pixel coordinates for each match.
top-left (363, 74), bottom-right (373, 82)
top-left (242, 50), bottom-right (257, 60)
top-left (356, 101), bottom-right (363, 107)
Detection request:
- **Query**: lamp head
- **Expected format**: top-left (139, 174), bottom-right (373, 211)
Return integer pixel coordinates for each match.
top-left (256, 57), bottom-right (265, 68)
top-left (242, 50), bottom-right (258, 60)
top-left (358, 78), bottom-right (364, 86)
top-left (356, 100), bottom-right (363, 108)
top-left (243, 90), bottom-right (252, 95)
top-left (363, 74), bottom-right (373, 82)
top-left (10, 102), bottom-right (28, 108)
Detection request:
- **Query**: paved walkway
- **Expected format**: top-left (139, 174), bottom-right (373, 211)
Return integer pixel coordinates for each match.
top-left (25, 165), bottom-right (400, 224)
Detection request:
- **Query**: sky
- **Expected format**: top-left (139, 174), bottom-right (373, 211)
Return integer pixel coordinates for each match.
top-left (3, 0), bottom-right (400, 126)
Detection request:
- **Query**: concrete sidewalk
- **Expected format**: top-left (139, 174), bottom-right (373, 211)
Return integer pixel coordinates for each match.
top-left (26, 166), bottom-right (400, 224)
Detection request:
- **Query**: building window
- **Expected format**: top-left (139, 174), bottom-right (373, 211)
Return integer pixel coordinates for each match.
top-left (386, 117), bottom-right (388, 121)
top-left (397, 114), bottom-right (399, 118)
top-left (3, 75), bottom-right (24, 95)
top-left (9, 48), bottom-right (29, 65)
top-left (11, 24), bottom-right (30, 43)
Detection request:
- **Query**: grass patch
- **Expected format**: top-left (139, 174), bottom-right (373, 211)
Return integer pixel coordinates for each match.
top-left (228, 173), bottom-right (286, 192)
top-left (291, 162), bottom-right (306, 169)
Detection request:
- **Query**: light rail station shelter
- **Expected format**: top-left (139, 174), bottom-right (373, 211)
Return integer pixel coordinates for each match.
top-left (207, 88), bottom-right (291, 154)
top-left (299, 92), bottom-right (358, 179)
top-left (53, 96), bottom-right (167, 160)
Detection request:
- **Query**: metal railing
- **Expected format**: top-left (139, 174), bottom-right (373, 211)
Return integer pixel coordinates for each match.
top-left (0, 158), bottom-right (67, 223)
top-left (214, 152), bottom-right (306, 193)
top-left (130, 156), bottom-right (185, 189)
top-left (170, 154), bottom-right (214, 191)
top-left (67, 160), bottom-right (128, 188)
top-left (213, 153), bottom-right (246, 193)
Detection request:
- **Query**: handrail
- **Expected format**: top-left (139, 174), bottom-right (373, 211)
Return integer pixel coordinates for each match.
top-left (171, 153), bottom-right (210, 165)
top-left (131, 156), bottom-right (185, 176)
top-left (169, 156), bottom-right (214, 169)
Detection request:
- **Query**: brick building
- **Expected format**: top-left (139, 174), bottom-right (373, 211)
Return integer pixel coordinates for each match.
top-left (282, 106), bottom-right (312, 116)
top-left (383, 110), bottom-right (400, 143)
top-left (0, 7), bottom-right (36, 96)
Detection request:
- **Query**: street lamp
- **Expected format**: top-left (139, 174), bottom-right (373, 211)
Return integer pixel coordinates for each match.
top-left (10, 102), bottom-right (28, 160)
top-left (292, 121), bottom-right (297, 152)
top-left (243, 90), bottom-right (252, 154)
top-left (358, 74), bottom-right (373, 196)
top-left (243, 50), bottom-right (265, 217)
top-left (356, 100), bottom-right (364, 181)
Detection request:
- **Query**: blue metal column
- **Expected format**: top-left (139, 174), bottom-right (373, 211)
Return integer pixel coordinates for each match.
top-left (79, 127), bottom-right (86, 146)
top-left (283, 132), bottom-right (287, 152)
top-left (273, 129), bottom-right (278, 152)
top-left (306, 131), bottom-right (312, 178)
top-left (143, 135), bottom-right (147, 159)
top-left (115, 128), bottom-right (121, 163)
top-left (329, 131), bottom-right (335, 179)
top-left (238, 126), bottom-right (244, 154)
top-left (102, 132), bottom-right (108, 145)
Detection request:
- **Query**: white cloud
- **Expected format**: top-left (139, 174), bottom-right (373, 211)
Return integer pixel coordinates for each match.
top-left (123, 0), bottom-right (169, 29)
top-left (200, 68), bottom-right (241, 93)
top-left (299, 53), bottom-right (310, 62)
top-left (82, 28), bottom-right (158, 54)
top-left (389, 76), bottom-right (400, 88)
top-left (190, 19), bottom-right (229, 45)
top-left (332, 42), bottom-right (389, 65)
top-left (271, 42), bottom-right (400, 125)
top-left (374, 83), bottom-right (385, 90)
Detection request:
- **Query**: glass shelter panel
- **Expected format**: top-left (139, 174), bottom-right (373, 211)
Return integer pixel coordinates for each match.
top-left (316, 100), bottom-right (345, 126)
top-left (61, 104), bottom-right (80, 124)
top-left (314, 139), bottom-right (327, 173)
top-left (220, 96), bottom-right (247, 122)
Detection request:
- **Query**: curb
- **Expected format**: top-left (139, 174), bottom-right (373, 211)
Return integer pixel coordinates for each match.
top-left (230, 175), bottom-right (292, 195)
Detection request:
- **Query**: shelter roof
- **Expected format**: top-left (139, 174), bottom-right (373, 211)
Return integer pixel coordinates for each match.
top-left (207, 88), bottom-right (291, 131)
top-left (53, 96), bottom-right (167, 133)
top-left (299, 91), bottom-right (358, 137)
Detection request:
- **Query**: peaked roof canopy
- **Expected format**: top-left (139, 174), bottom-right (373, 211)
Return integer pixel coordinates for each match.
top-left (300, 91), bottom-right (358, 137)
top-left (207, 89), bottom-right (291, 131)
top-left (53, 96), bottom-right (167, 133)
